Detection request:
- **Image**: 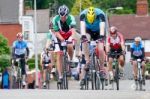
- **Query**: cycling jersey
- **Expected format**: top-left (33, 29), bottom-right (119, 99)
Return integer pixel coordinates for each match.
top-left (41, 51), bottom-right (51, 64)
top-left (52, 15), bottom-right (76, 32)
top-left (131, 42), bottom-right (145, 59)
top-left (12, 40), bottom-right (28, 55)
top-left (80, 8), bottom-right (106, 32)
top-left (107, 32), bottom-right (124, 52)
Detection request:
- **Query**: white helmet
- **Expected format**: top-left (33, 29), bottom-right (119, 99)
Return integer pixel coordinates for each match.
top-left (110, 26), bottom-right (117, 34)
top-left (58, 5), bottom-right (69, 17)
top-left (134, 36), bottom-right (142, 42)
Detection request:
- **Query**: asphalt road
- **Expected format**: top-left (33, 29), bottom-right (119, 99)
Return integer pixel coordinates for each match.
top-left (0, 80), bottom-right (150, 99)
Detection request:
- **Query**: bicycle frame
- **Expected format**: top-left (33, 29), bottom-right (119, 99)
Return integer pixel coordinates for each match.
top-left (137, 58), bottom-right (143, 90)
top-left (110, 51), bottom-right (121, 90)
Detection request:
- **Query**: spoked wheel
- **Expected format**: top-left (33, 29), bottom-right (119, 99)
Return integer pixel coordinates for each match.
top-left (46, 71), bottom-right (50, 89)
top-left (139, 80), bottom-right (143, 91)
top-left (85, 76), bottom-right (89, 90)
top-left (91, 72), bottom-right (96, 90)
top-left (63, 72), bottom-right (68, 89)
top-left (115, 67), bottom-right (119, 90)
top-left (95, 73), bottom-right (100, 90)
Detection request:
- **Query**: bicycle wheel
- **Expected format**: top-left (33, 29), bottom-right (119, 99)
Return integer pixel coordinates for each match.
top-left (46, 70), bottom-right (50, 89)
top-left (63, 72), bottom-right (68, 89)
top-left (115, 66), bottom-right (119, 90)
top-left (85, 75), bottom-right (89, 90)
top-left (62, 54), bottom-right (69, 90)
top-left (91, 53), bottom-right (97, 90)
top-left (95, 72), bottom-right (100, 90)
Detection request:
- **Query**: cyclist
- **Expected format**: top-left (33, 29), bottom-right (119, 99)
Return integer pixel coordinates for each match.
top-left (130, 36), bottom-right (146, 85)
top-left (40, 48), bottom-right (51, 87)
top-left (12, 32), bottom-right (29, 86)
top-left (80, 7), bottom-right (106, 84)
top-left (52, 5), bottom-right (78, 83)
top-left (106, 26), bottom-right (125, 81)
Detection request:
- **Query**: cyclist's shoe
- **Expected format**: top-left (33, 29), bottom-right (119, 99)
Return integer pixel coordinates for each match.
top-left (80, 79), bottom-right (85, 86)
top-left (135, 79), bottom-right (138, 90)
top-left (109, 71), bottom-right (114, 81)
top-left (119, 67), bottom-right (124, 78)
top-left (105, 79), bottom-right (108, 86)
top-left (22, 81), bottom-right (27, 86)
top-left (43, 82), bottom-right (46, 87)
top-left (51, 67), bottom-right (56, 74)
top-left (57, 78), bottom-right (63, 84)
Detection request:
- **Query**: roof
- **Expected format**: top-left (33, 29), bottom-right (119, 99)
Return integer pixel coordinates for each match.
top-left (109, 14), bottom-right (150, 40)
top-left (0, 0), bottom-right (19, 24)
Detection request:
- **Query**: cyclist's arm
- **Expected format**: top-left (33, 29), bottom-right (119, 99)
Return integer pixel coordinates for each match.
top-left (119, 33), bottom-right (125, 52)
top-left (26, 47), bottom-right (29, 57)
top-left (130, 48), bottom-right (134, 59)
top-left (52, 16), bottom-right (65, 42)
top-left (98, 14), bottom-right (106, 36)
top-left (80, 14), bottom-right (86, 35)
top-left (106, 37), bottom-right (110, 53)
top-left (141, 48), bottom-right (145, 59)
top-left (12, 42), bottom-right (16, 59)
top-left (12, 47), bottom-right (15, 59)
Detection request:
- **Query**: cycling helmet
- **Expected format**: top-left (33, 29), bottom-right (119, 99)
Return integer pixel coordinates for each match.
top-left (86, 7), bottom-right (95, 24)
top-left (16, 32), bottom-right (23, 38)
top-left (110, 26), bottom-right (117, 34)
top-left (58, 5), bottom-right (69, 17)
top-left (134, 36), bottom-right (142, 42)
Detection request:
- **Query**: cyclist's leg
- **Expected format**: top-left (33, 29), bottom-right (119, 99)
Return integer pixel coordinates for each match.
top-left (42, 65), bottom-right (46, 86)
top-left (54, 38), bottom-right (63, 82)
top-left (141, 60), bottom-right (146, 85)
top-left (56, 52), bottom-right (63, 81)
top-left (108, 56), bottom-right (114, 80)
top-left (132, 60), bottom-right (138, 80)
top-left (141, 61), bottom-right (146, 76)
top-left (82, 33), bottom-right (90, 64)
top-left (118, 55), bottom-right (125, 77)
top-left (67, 38), bottom-right (74, 62)
top-left (20, 55), bottom-right (26, 85)
top-left (97, 42), bottom-right (105, 67)
top-left (118, 55), bottom-right (125, 67)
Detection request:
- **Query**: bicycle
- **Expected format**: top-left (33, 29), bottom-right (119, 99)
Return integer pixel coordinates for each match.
top-left (53, 40), bottom-right (73, 90)
top-left (90, 40), bottom-right (106, 90)
top-left (109, 51), bottom-right (122, 90)
top-left (80, 40), bottom-right (106, 90)
top-left (42, 63), bottom-right (51, 89)
top-left (12, 58), bottom-right (25, 89)
top-left (136, 58), bottom-right (145, 91)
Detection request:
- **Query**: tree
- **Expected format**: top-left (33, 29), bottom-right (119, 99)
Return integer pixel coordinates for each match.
top-left (71, 0), bottom-right (93, 15)
top-left (0, 34), bottom-right (10, 55)
top-left (0, 33), bottom-right (11, 72)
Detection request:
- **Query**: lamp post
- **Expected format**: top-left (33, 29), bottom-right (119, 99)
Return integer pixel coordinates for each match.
top-left (34, 0), bottom-right (39, 88)
top-left (105, 7), bottom-right (123, 37)
top-left (80, 0), bottom-right (82, 13)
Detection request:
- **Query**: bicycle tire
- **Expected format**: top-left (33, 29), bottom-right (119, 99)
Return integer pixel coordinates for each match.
top-left (95, 73), bottom-right (100, 90)
top-left (115, 67), bottom-right (119, 90)
top-left (63, 72), bottom-right (68, 89)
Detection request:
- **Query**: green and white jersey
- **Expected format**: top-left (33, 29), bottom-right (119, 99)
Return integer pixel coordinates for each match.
top-left (52, 15), bottom-right (76, 32)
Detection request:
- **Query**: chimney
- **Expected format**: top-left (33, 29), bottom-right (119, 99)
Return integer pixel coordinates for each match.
top-left (136, 0), bottom-right (149, 16)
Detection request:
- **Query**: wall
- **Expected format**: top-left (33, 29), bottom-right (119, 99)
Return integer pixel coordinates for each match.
top-left (0, 24), bottom-right (22, 45)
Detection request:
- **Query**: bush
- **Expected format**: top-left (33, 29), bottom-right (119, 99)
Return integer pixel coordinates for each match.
top-left (0, 34), bottom-right (10, 55)
top-left (0, 54), bottom-right (11, 72)
top-left (27, 55), bottom-right (41, 70)
top-left (146, 62), bottom-right (150, 73)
